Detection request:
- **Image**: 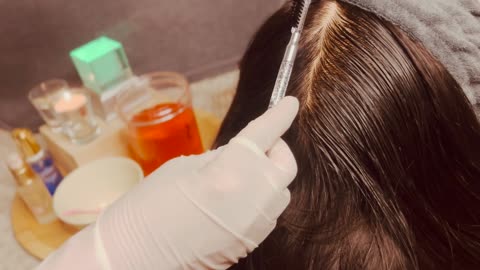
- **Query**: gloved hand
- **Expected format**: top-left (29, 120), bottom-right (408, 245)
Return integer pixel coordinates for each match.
top-left (96, 96), bottom-right (299, 270)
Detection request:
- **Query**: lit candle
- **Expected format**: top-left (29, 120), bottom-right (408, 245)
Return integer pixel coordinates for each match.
top-left (54, 93), bottom-right (87, 113)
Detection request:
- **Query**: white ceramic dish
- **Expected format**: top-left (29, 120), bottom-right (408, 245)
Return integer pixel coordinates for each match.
top-left (53, 157), bottom-right (143, 228)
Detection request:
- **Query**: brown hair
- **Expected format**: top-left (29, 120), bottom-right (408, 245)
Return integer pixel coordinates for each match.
top-left (215, 1), bottom-right (480, 269)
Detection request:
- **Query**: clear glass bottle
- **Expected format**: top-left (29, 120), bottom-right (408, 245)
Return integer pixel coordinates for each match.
top-left (7, 152), bottom-right (56, 224)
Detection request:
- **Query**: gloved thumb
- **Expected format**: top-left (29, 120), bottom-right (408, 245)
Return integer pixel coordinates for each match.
top-left (234, 96), bottom-right (299, 153)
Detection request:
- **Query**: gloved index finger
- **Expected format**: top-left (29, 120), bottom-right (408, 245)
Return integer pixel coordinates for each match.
top-left (234, 96), bottom-right (299, 153)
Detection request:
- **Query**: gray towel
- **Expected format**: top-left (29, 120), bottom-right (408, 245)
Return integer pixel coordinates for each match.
top-left (340, 0), bottom-right (480, 106)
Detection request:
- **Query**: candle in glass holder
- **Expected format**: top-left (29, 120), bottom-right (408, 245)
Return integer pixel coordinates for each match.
top-left (28, 79), bottom-right (69, 132)
top-left (54, 89), bottom-right (99, 144)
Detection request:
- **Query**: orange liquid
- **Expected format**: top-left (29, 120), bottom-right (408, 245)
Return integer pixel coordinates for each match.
top-left (128, 103), bottom-right (204, 175)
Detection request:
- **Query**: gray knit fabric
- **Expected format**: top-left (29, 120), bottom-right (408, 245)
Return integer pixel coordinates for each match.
top-left (340, 0), bottom-right (480, 106)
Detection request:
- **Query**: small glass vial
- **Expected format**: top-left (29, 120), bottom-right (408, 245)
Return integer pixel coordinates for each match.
top-left (12, 129), bottom-right (63, 195)
top-left (7, 153), bottom-right (56, 224)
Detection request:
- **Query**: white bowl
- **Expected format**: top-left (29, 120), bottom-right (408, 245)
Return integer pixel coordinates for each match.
top-left (53, 157), bottom-right (143, 228)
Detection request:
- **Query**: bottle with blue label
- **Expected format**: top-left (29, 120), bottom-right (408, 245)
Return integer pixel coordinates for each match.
top-left (12, 129), bottom-right (63, 195)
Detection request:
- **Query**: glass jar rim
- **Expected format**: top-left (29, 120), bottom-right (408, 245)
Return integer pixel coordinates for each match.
top-left (28, 79), bottom-right (69, 100)
top-left (117, 72), bottom-right (192, 127)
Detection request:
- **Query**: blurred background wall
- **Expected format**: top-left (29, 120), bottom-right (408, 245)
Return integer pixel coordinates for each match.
top-left (0, 0), bottom-right (285, 130)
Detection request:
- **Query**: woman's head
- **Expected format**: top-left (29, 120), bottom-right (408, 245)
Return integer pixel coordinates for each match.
top-left (216, 0), bottom-right (480, 269)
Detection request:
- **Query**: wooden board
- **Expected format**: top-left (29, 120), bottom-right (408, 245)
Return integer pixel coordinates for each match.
top-left (195, 109), bottom-right (222, 150)
top-left (11, 195), bottom-right (78, 260)
top-left (11, 111), bottom-right (222, 260)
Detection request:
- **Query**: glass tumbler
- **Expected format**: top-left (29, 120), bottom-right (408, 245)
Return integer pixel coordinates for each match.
top-left (28, 79), bottom-right (69, 132)
top-left (53, 88), bottom-right (99, 144)
top-left (117, 72), bottom-right (203, 175)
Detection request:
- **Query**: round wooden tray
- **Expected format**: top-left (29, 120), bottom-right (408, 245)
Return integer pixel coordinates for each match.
top-left (195, 110), bottom-right (222, 150)
top-left (11, 111), bottom-right (222, 260)
top-left (11, 195), bottom-right (78, 260)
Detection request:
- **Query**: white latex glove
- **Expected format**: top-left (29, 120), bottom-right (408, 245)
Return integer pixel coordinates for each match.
top-left (36, 96), bottom-right (299, 270)
top-left (98, 96), bottom-right (299, 270)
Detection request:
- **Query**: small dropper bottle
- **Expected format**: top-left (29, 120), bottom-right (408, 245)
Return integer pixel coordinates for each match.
top-left (7, 153), bottom-right (56, 224)
top-left (11, 128), bottom-right (63, 195)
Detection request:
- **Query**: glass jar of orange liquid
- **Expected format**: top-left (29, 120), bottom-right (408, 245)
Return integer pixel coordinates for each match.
top-left (117, 72), bottom-right (203, 175)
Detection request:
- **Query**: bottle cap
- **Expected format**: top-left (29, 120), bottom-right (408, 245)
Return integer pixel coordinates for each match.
top-left (6, 152), bottom-right (24, 170)
top-left (11, 129), bottom-right (41, 159)
top-left (6, 152), bottom-right (35, 186)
